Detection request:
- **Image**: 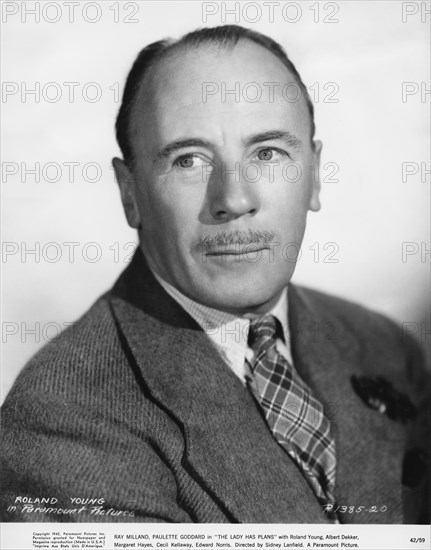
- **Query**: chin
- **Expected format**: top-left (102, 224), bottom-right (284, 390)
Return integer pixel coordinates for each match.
top-left (191, 273), bottom-right (288, 314)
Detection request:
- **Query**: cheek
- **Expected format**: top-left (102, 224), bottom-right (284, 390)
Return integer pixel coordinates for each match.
top-left (261, 167), bottom-right (312, 244)
top-left (266, 165), bottom-right (312, 212)
top-left (142, 183), bottom-right (204, 245)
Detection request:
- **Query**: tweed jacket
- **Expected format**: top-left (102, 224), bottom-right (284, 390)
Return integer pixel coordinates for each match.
top-left (1, 249), bottom-right (429, 523)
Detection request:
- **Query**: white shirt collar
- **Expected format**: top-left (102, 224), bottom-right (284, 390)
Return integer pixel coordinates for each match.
top-left (151, 270), bottom-right (292, 383)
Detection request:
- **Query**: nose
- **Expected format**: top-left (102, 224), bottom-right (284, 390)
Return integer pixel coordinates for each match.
top-left (208, 163), bottom-right (260, 221)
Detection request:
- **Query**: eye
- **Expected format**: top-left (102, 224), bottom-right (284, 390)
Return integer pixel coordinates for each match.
top-left (174, 154), bottom-right (209, 169)
top-left (254, 147), bottom-right (289, 162)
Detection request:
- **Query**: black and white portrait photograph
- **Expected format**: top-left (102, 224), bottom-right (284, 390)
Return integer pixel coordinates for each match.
top-left (1, 0), bottom-right (430, 547)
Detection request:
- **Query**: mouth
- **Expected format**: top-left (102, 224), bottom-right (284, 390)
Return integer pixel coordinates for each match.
top-left (204, 244), bottom-right (269, 257)
top-left (199, 229), bottom-right (276, 262)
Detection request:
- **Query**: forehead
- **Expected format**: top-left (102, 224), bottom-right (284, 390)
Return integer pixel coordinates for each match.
top-left (130, 39), bottom-right (311, 154)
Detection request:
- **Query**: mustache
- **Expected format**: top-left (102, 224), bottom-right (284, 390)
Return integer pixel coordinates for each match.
top-left (199, 229), bottom-right (275, 250)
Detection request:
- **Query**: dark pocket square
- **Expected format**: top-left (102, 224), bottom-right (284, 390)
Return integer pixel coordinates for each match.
top-left (351, 375), bottom-right (417, 423)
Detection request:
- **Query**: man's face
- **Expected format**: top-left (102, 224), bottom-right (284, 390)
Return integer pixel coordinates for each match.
top-left (114, 39), bottom-right (321, 314)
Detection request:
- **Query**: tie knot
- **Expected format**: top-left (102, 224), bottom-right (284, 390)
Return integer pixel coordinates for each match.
top-left (248, 314), bottom-right (279, 353)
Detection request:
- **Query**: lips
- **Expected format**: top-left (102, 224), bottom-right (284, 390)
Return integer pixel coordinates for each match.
top-left (205, 244), bottom-right (268, 255)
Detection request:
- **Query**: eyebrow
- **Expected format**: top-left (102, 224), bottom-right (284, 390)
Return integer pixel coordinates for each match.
top-left (245, 130), bottom-right (302, 150)
top-left (154, 130), bottom-right (302, 162)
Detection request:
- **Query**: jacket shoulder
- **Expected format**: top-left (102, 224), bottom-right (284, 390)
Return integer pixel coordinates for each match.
top-left (0, 293), bottom-right (191, 522)
top-left (292, 284), bottom-right (429, 396)
top-left (9, 294), bottom-right (123, 395)
top-left (294, 284), bottom-right (417, 348)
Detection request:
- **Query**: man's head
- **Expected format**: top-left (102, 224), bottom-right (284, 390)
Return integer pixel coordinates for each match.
top-left (113, 25), bottom-right (322, 315)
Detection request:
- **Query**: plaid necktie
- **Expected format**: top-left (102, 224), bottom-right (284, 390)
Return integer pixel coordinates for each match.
top-left (246, 315), bottom-right (337, 513)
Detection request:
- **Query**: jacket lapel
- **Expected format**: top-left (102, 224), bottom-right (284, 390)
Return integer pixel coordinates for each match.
top-left (288, 285), bottom-right (404, 523)
top-left (109, 250), bottom-right (328, 523)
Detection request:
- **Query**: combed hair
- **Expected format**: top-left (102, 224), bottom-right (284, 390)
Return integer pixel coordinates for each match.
top-left (115, 25), bottom-right (315, 167)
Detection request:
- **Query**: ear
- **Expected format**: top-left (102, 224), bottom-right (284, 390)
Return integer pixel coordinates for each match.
top-left (112, 157), bottom-right (141, 228)
top-left (309, 140), bottom-right (322, 212)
